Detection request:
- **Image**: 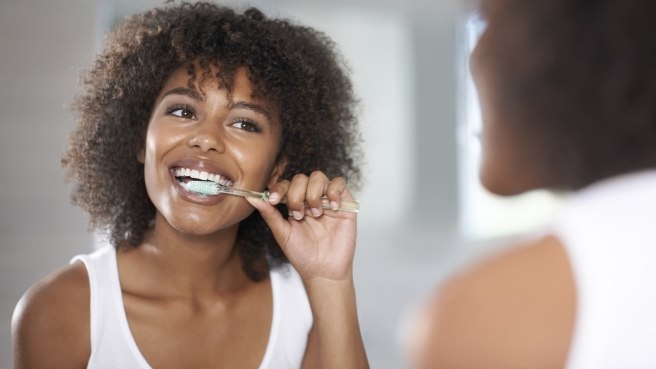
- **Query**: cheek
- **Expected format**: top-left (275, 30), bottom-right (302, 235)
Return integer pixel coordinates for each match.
top-left (142, 123), bottom-right (181, 199)
top-left (473, 57), bottom-right (521, 194)
top-left (479, 123), bottom-right (512, 194)
top-left (479, 114), bottom-right (547, 195)
top-left (231, 133), bottom-right (282, 185)
top-left (143, 127), bottom-right (163, 180)
top-left (142, 128), bottom-right (164, 209)
top-left (143, 123), bottom-right (186, 165)
top-left (145, 124), bottom-right (168, 155)
top-left (474, 69), bottom-right (525, 194)
top-left (235, 147), bottom-right (280, 187)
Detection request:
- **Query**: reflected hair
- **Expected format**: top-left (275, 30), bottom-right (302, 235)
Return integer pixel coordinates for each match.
top-left (62, 1), bottom-right (362, 280)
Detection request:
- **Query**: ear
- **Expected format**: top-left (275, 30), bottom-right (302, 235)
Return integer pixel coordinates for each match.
top-left (137, 148), bottom-right (145, 164)
top-left (267, 156), bottom-right (288, 188)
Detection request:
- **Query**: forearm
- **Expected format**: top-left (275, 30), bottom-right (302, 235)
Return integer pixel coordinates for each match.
top-left (304, 276), bottom-right (369, 369)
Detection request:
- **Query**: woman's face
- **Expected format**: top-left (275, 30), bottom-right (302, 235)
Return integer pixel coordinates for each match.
top-left (470, 0), bottom-right (548, 196)
top-left (141, 66), bottom-right (285, 236)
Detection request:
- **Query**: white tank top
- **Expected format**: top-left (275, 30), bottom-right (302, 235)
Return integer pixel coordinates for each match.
top-left (552, 170), bottom-right (656, 369)
top-left (71, 246), bottom-right (313, 369)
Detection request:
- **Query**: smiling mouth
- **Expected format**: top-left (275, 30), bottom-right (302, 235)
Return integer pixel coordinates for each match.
top-left (173, 167), bottom-right (234, 189)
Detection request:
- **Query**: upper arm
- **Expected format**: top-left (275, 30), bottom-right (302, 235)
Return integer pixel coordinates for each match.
top-left (12, 262), bottom-right (91, 369)
top-left (415, 236), bottom-right (576, 369)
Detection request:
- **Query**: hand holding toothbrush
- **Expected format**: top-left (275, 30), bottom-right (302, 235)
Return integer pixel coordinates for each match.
top-left (246, 171), bottom-right (357, 282)
top-left (247, 170), bottom-right (368, 369)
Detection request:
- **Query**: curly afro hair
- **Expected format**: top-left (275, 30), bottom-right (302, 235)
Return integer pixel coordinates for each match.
top-left (62, 1), bottom-right (362, 280)
top-left (479, 0), bottom-right (656, 190)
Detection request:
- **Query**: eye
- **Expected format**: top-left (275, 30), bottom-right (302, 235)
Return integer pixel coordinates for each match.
top-left (231, 119), bottom-right (262, 133)
top-left (166, 104), bottom-right (196, 120)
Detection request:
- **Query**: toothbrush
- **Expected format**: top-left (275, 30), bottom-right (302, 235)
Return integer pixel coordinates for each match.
top-left (184, 180), bottom-right (359, 213)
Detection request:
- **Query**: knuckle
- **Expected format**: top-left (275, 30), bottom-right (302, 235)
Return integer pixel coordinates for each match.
top-left (333, 176), bottom-right (346, 184)
top-left (309, 170), bottom-right (326, 180)
top-left (292, 173), bottom-right (308, 182)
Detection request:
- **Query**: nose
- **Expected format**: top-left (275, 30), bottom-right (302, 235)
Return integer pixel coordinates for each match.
top-left (187, 125), bottom-right (225, 153)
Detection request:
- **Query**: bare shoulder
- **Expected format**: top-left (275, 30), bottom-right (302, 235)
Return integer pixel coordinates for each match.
top-left (12, 261), bottom-right (90, 369)
top-left (419, 235), bottom-right (576, 369)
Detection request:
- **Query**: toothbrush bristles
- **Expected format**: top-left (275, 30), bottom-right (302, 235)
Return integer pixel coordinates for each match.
top-left (185, 180), bottom-right (221, 196)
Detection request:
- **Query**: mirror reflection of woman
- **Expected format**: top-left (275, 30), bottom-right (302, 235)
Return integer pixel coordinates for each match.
top-left (12, 3), bottom-right (369, 369)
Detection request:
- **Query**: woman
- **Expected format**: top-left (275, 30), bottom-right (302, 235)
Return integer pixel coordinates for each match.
top-left (412, 0), bottom-right (656, 368)
top-left (12, 3), bottom-right (369, 368)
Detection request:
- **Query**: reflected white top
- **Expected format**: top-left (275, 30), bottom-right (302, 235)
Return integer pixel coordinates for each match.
top-left (71, 246), bottom-right (312, 369)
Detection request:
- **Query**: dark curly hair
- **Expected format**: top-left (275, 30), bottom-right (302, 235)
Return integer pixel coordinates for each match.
top-left (62, 1), bottom-right (362, 280)
top-left (480, 0), bottom-right (656, 190)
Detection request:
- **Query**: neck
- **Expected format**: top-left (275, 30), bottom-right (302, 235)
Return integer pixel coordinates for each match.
top-left (133, 213), bottom-right (254, 298)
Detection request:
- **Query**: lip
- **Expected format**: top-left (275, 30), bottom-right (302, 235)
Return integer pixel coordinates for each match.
top-left (169, 158), bottom-right (236, 206)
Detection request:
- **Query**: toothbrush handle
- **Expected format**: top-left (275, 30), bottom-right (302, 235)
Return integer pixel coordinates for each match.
top-left (220, 187), bottom-right (359, 213)
top-left (260, 190), bottom-right (359, 213)
top-left (278, 195), bottom-right (359, 213)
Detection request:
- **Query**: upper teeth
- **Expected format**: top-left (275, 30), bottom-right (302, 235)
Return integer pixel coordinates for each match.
top-left (174, 168), bottom-right (233, 186)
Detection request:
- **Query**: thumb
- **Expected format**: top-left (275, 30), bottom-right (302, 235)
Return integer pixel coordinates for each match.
top-left (246, 197), bottom-right (291, 247)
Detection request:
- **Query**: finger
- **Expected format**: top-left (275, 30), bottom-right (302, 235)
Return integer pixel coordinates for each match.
top-left (306, 171), bottom-right (330, 217)
top-left (287, 174), bottom-right (309, 220)
top-left (326, 176), bottom-right (348, 211)
top-left (245, 197), bottom-right (291, 247)
top-left (267, 179), bottom-right (289, 205)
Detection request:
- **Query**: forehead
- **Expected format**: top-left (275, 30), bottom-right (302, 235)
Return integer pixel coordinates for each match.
top-left (160, 66), bottom-right (251, 98)
top-left (158, 65), bottom-right (279, 114)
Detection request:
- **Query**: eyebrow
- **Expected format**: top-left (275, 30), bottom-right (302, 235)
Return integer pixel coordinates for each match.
top-left (161, 87), bottom-right (204, 101)
top-left (160, 86), bottom-right (274, 121)
top-left (228, 101), bottom-right (273, 121)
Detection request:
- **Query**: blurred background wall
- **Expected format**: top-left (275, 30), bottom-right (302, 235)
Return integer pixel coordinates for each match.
top-left (0, 0), bottom-right (560, 368)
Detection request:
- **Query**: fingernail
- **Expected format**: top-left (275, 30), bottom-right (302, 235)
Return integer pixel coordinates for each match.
top-left (311, 208), bottom-right (321, 217)
top-left (268, 192), bottom-right (280, 203)
top-left (330, 201), bottom-right (339, 211)
top-left (292, 211), bottom-right (303, 220)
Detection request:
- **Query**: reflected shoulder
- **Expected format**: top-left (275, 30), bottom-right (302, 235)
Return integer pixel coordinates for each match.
top-left (12, 261), bottom-right (90, 369)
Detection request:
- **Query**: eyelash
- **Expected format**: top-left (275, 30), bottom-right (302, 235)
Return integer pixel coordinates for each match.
top-left (165, 104), bottom-right (262, 133)
top-left (231, 119), bottom-right (262, 133)
top-left (166, 104), bottom-right (196, 119)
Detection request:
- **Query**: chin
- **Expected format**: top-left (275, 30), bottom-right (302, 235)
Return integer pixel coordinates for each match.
top-left (174, 221), bottom-right (220, 236)
top-left (156, 209), bottom-right (238, 237)
top-left (479, 167), bottom-right (539, 197)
